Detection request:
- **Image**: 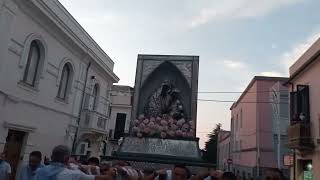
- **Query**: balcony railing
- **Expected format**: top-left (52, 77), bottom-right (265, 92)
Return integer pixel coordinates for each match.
top-left (80, 109), bottom-right (108, 134)
top-left (287, 122), bottom-right (314, 150)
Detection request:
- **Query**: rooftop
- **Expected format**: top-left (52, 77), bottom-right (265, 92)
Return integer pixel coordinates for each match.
top-left (111, 85), bottom-right (134, 92)
top-left (138, 54), bottom-right (199, 61)
top-left (230, 76), bottom-right (288, 110)
top-left (286, 37), bottom-right (320, 84)
top-left (27, 0), bottom-right (119, 82)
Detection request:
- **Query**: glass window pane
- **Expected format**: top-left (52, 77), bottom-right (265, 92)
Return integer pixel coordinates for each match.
top-left (93, 84), bottom-right (98, 110)
top-left (59, 70), bottom-right (67, 98)
top-left (24, 41), bottom-right (40, 86)
top-left (58, 65), bottom-right (70, 99)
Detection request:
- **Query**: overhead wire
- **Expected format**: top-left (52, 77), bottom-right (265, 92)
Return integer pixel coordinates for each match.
top-left (113, 89), bottom-right (289, 103)
top-left (112, 89), bottom-right (289, 94)
top-left (197, 90), bottom-right (289, 94)
top-left (197, 99), bottom-right (288, 104)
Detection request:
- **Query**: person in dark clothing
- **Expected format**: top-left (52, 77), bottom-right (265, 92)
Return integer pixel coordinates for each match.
top-left (88, 157), bottom-right (100, 166)
top-left (221, 172), bottom-right (237, 180)
top-left (264, 168), bottom-right (285, 180)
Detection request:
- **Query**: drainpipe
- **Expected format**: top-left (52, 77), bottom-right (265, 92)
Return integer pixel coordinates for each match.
top-left (293, 150), bottom-right (296, 180)
top-left (72, 62), bottom-right (91, 153)
top-left (272, 88), bottom-right (281, 169)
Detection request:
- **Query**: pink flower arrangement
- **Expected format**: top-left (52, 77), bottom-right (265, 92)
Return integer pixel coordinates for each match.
top-left (133, 114), bottom-right (194, 139)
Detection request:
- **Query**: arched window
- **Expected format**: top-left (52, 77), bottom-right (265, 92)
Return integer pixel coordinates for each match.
top-left (57, 64), bottom-right (72, 100)
top-left (92, 84), bottom-right (99, 110)
top-left (23, 41), bottom-right (41, 86)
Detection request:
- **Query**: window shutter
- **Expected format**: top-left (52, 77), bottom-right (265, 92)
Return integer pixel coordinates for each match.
top-left (297, 85), bottom-right (310, 122)
top-left (290, 92), bottom-right (297, 121)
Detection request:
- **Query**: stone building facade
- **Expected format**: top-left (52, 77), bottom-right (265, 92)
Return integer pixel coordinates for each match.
top-left (104, 85), bottom-right (133, 156)
top-left (0, 0), bottom-right (118, 178)
top-left (108, 85), bottom-right (133, 139)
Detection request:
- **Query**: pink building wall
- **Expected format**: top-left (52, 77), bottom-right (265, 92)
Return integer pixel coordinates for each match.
top-left (288, 56), bottom-right (320, 180)
top-left (257, 80), bottom-right (277, 168)
top-left (290, 57), bottom-right (320, 140)
top-left (231, 81), bottom-right (257, 167)
top-left (230, 76), bottom-right (288, 175)
top-left (289, 38), bottom-right (320, 75)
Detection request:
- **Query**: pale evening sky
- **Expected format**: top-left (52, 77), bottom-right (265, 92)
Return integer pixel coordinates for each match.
top-left (59, 0), bottom-right (320, 148)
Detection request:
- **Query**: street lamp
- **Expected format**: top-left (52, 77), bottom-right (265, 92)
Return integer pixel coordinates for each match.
top-left (271, 88), bottom-right (281, 169)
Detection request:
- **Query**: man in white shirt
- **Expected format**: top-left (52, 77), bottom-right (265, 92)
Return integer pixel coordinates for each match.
top-left (35, 145), bottom-right (112, 180)
top-left (0, 151), bottom-right (11, 180)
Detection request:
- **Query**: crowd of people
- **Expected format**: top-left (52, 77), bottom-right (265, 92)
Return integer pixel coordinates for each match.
top-left (0, 145), bottom-right (285, 180)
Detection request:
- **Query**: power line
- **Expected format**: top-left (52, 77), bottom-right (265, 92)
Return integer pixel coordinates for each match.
top-left (196, 132), bottom-right (258, 137)
top-left (112, 90), bottom-right (289, 94)
top-left (197, 99), bottom-right (288, 104)
top-left (197, 90), bottom-right (289, 94)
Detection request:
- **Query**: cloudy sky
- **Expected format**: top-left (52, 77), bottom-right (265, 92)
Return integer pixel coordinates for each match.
top-left (59, 0), bottom-right (320, 147)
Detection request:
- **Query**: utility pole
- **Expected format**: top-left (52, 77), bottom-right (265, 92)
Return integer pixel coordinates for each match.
top-left (277, 113), bottom-right (281, 169)
top-left (272, 88), bottom-right (281, 169)
top-left (256, 103), bottom-right (260, 177)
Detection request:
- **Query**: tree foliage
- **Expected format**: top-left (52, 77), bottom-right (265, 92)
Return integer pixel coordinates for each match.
top-left (202, 123), bottom-right (221, 164)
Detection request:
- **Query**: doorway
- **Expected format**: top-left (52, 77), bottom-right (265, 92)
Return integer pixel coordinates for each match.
top-left (301, 160), bottom-right (313, 180)
top-left (4, 130), bottom-right (26, 180)
top-left (114, 113), bottom-right (126, 139)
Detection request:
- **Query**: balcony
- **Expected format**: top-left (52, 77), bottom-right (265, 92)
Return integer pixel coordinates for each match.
top-left (80, 109), bottom-right (108, 135)
top-left (287, 122), bottom-right (314, 150)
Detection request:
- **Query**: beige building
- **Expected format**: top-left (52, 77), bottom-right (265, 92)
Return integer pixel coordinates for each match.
top-left (104, 85), bottom-right (133, 156)
top-left (0, 0), bottom-right (118, 178)
top-left (217, 130), bottom-right (231, 171)
top-left (286, 37), bottom-right (320, 179)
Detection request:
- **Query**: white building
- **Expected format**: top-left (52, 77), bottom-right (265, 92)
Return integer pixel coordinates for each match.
top-left (0, 0), bottom-right (119, 178)
top-left (104, 85), bottom-right (133, 156)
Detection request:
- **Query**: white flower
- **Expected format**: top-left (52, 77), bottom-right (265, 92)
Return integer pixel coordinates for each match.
top-left (138, 114), bottom-right (145, 120)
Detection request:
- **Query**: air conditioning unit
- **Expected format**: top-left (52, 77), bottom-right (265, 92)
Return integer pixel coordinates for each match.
top-left (83, 94), bottom-right (94, 110)
top-left (76, 142), bottom-right (89, 155)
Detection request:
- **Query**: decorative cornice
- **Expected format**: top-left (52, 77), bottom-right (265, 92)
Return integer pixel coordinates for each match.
top-left (3, 121), bottom-right (37, 132)
top-left (110, 104), bottom-right (132, 108)
top-left (0, 89), bottom-right (78, 119)
top-left (80, 128), bottom-right (107, 135)
top-left (16, 0), bottom-right (119, 82)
